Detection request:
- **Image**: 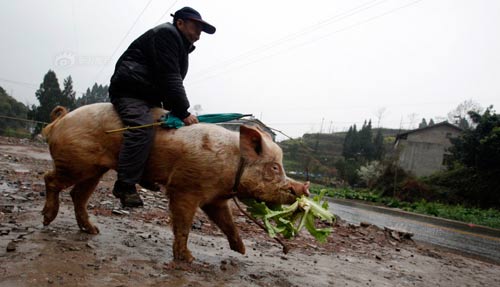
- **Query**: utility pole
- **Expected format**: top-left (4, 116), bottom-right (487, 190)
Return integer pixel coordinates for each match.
top-left (306, 118), bottom-right (324, 181)
top-left (393, 116), bottom-right (403, 198)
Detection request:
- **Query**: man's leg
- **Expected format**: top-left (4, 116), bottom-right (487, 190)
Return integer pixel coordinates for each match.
top-left (112, 97), bottom-right (156, 207)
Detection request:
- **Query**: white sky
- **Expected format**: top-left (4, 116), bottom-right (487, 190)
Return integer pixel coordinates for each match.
top-left (1, 0), bottom-right (499, 140)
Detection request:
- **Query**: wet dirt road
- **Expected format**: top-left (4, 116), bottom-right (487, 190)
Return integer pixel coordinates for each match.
top-left (1, 138), bottom-right (500, 286)
top-left (329, 199), bottom-right (500, 263)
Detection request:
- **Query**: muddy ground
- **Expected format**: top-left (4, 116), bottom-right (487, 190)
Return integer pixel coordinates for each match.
top-left (0, 136), bottom-right (499, 287)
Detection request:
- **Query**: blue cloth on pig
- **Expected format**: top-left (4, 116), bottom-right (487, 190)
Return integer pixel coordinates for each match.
top-left (161, 113), bottom-right (250, 129)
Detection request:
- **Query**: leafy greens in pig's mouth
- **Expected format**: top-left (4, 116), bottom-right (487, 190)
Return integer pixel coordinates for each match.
top-left (242, 189), bottom-right (335, 243)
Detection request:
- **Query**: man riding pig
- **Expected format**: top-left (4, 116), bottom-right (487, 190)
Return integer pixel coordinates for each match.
top-left (108, 7), bottom-right (216, 207)
top-left (42, 103), bottom-right (310, 262)
top-left (41, 6), bottom-right (310, 263)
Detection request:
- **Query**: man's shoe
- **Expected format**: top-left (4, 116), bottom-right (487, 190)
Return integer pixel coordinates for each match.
top-left (139, 180), bottom-right (161, 192)
top-left (112, 181), bottom-right (144, 208)
top-left (117, 192), bottom-right (144, 208)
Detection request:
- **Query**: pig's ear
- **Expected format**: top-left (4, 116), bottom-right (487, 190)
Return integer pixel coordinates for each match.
top-left (240, 125), bottom-right (263, 159)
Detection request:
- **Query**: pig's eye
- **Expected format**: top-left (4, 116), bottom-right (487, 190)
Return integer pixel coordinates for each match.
top-left (263, 163), bottom-right (282, 181)
top-left (272, 164), bottom-right (280, 174)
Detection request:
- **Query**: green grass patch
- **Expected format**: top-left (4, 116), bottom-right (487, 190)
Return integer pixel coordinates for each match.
top-left (309, 185), bottom-right (500, 229)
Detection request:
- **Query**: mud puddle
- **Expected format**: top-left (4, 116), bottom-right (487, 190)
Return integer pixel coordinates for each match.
top-left (0, 144), bottom-right (51, 161)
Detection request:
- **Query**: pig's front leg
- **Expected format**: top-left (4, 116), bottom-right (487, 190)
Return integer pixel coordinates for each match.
top-left (202, 200), bottom-right (245, 254)
top-left (169, 192), bottom-right (200, 263)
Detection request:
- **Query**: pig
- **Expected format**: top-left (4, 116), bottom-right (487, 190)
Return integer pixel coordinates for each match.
top-left (41, 103), bottom-right (310, 262)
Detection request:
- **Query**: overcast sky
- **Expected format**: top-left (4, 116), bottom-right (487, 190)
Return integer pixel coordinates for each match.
top-left (1, 0), bottom-right (499, 139)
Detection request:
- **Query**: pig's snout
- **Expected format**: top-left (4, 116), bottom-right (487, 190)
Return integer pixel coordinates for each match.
top-left (286, 178), bottom-right (310, 197)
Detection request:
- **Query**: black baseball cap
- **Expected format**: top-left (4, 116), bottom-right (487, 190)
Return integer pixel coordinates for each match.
top-left (172, 7), bottom-right (216, 34)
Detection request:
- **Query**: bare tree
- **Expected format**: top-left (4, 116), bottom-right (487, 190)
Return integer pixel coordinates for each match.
top-left (447, 99), bottom-right (483, 129)
top-left (407, 113), bottom-right (418, 130)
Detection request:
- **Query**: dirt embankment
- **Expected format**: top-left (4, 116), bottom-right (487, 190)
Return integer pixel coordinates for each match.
top-left (1, 136), bottom-right (499, 287)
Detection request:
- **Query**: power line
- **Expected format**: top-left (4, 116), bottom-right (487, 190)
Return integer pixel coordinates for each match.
top-left (93, 0), bottom-right (154, 83)
top-left (267, 120), bottom-right (418, 126)
top-left (154, 0), bottom-right (179, 25)
top-left (0, 115), bottom-right (49, 125)
top-left (190, 0), bottom-right (388, 79)
top-left (0, 77), bottom-right (87, 95)
top-left (190, 0), bottom-right (424, 86)
top-left (0, 77), bottom-right (38, 89)
top-left (71, 0), bottom-right (80, 55)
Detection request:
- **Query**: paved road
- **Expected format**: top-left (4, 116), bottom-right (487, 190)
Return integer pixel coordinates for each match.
top-left (328, 198), bottom-right (500, 263)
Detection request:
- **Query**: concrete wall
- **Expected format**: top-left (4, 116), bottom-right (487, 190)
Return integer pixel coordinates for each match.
top-left (398, 125), bottom-right (461, 177)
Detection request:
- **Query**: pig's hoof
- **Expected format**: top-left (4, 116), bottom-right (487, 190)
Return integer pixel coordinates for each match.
top-left (42, 208), bottom-right (58, 225)
top-left (174, 252), bottom-right (194, 263)
top-left (43, 215), bottom-right (56, 226)
top-left (230, 241), bottom-right (246, 254)
top-left (80, 224), bottom-right (100, 234)
top-left (87, 226), bottom-right (100, 235)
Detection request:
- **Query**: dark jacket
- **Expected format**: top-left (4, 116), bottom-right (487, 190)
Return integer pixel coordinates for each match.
top-left (109, 23), bottom-right (194, 119)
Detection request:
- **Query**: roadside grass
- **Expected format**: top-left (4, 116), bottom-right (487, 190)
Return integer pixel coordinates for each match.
top-left (309, 184), bottom-right (500, 229)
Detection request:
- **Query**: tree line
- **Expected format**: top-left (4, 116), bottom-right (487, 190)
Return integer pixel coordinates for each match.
top-left (0, 70), bottom-right (109, 136)
top-left (0, 86), bottom-right (29, 137)
top-left (280, 119), bottom-right (390, 186)
top-left (342, 120), bottom-right (384, 161)
top-left (333, 120), bottom-right (386, 185)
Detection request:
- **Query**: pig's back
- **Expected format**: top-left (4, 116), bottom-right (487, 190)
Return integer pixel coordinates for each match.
top-left (146, 123), bottom-right (241, 188)
top-left (151, 123), bottom-right (239, 163)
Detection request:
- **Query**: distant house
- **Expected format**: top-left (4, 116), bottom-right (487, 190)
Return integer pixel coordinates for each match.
top-left (394, 122), bottom-right (462, 177)
top-left (218, 118), bottom-right (276, 141)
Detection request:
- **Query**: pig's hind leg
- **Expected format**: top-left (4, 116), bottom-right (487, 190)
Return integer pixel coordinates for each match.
top-left (42, 169), bottom-right (75, 226)
top-left (202, 200), bottom-right (245, 255)
top-left (70, 173), bottom-right (105, 234)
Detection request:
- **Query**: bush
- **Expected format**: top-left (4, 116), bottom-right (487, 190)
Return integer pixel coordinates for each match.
top-left (357, 161), bottom-right (383, 188)
top-left (406, 200), bottom-right (500, 228)
top-left (310, 186), bottom-right (500, 228)
top-left (1, 127), bottom-right (31, 139)
top-left (335, 158), bottom-right (361, 186)
top-left (372, 161), bottom-right (410, 197)
top-left (424, 166), bottom-right (500, 208)
top-left (310, 186), bottom-right (381, 202)
top-left (434, 107), bottom-right (500, 209)
top-left (397, 178), bottom-right (433, 203)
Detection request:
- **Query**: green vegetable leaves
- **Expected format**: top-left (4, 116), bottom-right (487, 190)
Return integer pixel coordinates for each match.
top-left (242, 190), bottom-right (336, 243)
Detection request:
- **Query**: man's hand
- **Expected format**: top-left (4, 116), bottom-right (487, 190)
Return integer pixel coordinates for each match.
top-left (183, 114), bottom-right (199, 125)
